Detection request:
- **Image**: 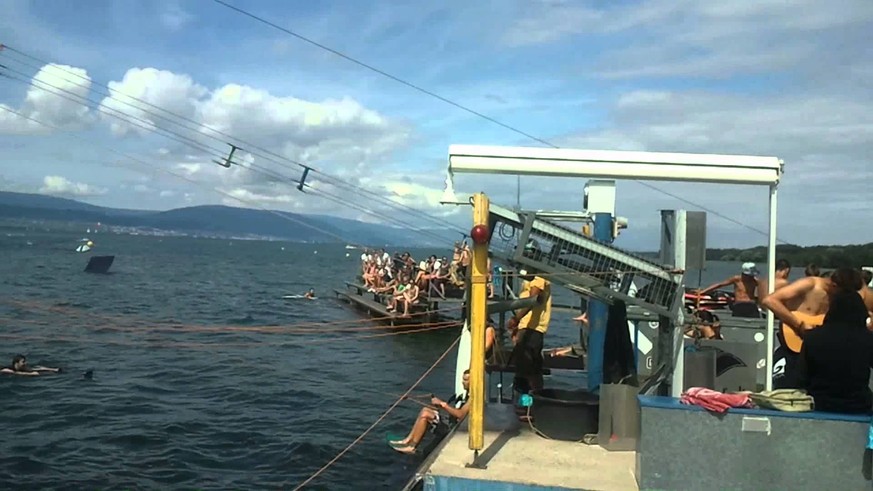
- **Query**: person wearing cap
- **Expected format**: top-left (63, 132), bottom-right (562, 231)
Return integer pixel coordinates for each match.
top-left (697, 262), bottom-right (762, 318)
top-left (507, 268), bottom-right (552, 403)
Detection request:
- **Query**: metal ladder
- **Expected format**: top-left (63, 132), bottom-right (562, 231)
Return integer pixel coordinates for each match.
top-left (488, 204), bottom-right (684, 320)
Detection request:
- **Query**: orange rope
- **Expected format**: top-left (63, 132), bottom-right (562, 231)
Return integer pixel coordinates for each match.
top-left (0, 321), bottom-right (461, 350)
top-left (2, 296), bottom-right (459, 328)
top-left (0, 314), bottom-right (460, 335)
top-left (291, 334), bottom-right (461, 490)
top-left (0, 297), bottom-right (463, 334)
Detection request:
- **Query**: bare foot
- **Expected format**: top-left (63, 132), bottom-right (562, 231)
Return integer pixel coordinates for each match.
top-left (392, 445), bottom-right (417, 454)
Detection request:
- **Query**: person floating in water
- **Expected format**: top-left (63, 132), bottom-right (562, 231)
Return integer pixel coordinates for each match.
top-left (304, 288), bottom-right (316, 299)
top-left (0, 354), bottom-right (60, 376)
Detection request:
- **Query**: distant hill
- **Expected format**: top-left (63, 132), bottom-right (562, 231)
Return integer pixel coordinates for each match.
top-left (706, 244), bottom-right (873, 269)
top-left (0, 191), bottom-right (452, 246)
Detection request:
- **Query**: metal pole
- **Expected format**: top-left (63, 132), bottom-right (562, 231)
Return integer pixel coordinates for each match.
top-left (586, 211), bottom-right (613, 393)
top-left (765, 185), bottom-right (778, 391)
top-left (468, 193), bottom-right (489, 454)
top-left (670, 211), bottom-right (687, 398)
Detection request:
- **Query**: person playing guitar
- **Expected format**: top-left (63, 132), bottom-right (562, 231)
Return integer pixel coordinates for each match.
top-left (762, 275), bottom-right (831, 351)
top-left (762, 268), bottom-right (864, 388)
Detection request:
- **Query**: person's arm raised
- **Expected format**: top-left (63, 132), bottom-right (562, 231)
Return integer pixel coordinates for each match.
top-left (698, 276), bottom-right (736, 295)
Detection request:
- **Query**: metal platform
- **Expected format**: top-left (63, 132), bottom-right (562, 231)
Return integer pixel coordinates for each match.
top-left (424, 403), bottom-right (637, 491)
top-left (487, 204), bottom-right (684, 319)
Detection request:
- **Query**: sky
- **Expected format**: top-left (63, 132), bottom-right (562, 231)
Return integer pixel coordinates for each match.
top-left (0, 0), bottom-right (871, 250)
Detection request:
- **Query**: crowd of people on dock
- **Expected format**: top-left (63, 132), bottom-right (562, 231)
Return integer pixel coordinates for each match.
top-left (357, 242), bottom-right (481, 316)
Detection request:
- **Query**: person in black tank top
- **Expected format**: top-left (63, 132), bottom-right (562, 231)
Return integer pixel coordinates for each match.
top-left (389, 370), bottom-right (471, 454)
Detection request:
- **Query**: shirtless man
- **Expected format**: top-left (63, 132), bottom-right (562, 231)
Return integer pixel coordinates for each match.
top-left (697, 262), bottom-right (761, 318)
top-left (762, 267), bottom-right (858, 388)
top-left (757, 259), bottom-right (791, 298)
top-left (459, 241), bottom-right (472, 281)
top-left (1, 354), bottom-right (60, 376)
top-left (763, 272), bottom-right (835, 336)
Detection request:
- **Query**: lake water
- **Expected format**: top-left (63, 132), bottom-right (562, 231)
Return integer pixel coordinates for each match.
top-left (0, 227), bottom-right (787, 490)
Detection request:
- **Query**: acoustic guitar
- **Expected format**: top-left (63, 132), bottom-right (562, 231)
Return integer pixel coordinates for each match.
top-left (781, 311), bottom-right (826, 353)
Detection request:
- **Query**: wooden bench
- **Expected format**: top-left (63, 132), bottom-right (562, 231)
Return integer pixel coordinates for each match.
top-left (637, 395), bottom-right (872, 491)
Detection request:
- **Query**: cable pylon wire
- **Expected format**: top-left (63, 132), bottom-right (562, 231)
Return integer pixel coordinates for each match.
top-left (0, 45), bottom-right (468, 236)
top-left (204, 3), bottom-right (794, 245)
top-left (0, 70), bottom-right (456, 246)
top-left (0, 104), bottom-right (370, 247)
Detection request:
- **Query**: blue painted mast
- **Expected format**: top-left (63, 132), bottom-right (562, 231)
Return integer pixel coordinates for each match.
top-left (586, 211), bottom-right (614, 393)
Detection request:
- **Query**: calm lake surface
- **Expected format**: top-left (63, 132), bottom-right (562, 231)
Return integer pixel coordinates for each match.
top-left (0, 226), bottom-right (787, 490)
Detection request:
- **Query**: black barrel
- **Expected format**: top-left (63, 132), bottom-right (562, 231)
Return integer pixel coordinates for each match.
top-left (529, 388), bottom-right (600, 441)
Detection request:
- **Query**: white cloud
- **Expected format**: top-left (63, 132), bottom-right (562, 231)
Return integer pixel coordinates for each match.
top-left (382, 179), bottom-right (460, 218)
top-left (96, 67), bottom-right (410, 199)
top-left (220, 187), bottom-right (301, 207)
top-left (0, 63), bottom-right (93, 134)
top-left (98, 67), bottom-right (207, 137)
top-left (39, 175), bottom-right (106, 197)
top-left (500, 0), bottom-right (873, 52)
top-left (500, 1), bottom-right (604, 47)
top-left (159, 1), bottom-right (193, 31)
top-left (529, 88), bottom-right (873, 247)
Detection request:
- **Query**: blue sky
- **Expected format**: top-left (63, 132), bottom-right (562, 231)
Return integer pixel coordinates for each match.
top-left (1, 0), bottom-right (872, 250)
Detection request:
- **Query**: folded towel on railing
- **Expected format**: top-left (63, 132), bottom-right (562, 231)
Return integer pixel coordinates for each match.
top-left (680, 387), bottom-right (752, 413)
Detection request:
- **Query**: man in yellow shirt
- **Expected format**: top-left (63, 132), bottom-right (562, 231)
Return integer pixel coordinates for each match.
top-left (507, 269), bottom-right (552, 395)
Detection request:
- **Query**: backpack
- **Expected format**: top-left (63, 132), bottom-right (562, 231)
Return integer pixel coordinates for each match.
top-left (748, 389), bottom-right (814, 412)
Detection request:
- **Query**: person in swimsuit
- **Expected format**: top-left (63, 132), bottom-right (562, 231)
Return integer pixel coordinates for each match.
top-left (757, 259), bottom-right (791, 298)
top-left (1, 354), bottom-right (60, 376)
top-left (304, 289), bottom-right (315, 299)
top-left (389, 370), bottom-right (470, 454)
top-left (485, 317), bottom-right (497, 363)
top-left (697, 262), bottom-right (761, 318)
top-left (763, 267), bottom-right (859, 388)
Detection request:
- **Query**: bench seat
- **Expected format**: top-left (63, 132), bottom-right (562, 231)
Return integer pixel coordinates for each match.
top-left (636, 395), bottom-right (872, 491)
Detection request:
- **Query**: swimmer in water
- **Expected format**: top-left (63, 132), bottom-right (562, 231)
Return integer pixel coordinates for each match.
top-left (304, 288), bottom-right (316, 299)
top-left (0, 354), bottom-right (60, 376)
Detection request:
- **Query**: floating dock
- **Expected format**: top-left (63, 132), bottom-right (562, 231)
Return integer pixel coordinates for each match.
top-left (422, 403), bottom-right (637, 491)
top-left (333, 282), bottom-right (466, 327)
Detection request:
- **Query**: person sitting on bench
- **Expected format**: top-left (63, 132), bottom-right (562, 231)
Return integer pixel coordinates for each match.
top-left (389, 370), bottom-right (470, 454)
